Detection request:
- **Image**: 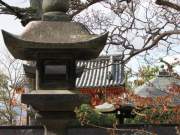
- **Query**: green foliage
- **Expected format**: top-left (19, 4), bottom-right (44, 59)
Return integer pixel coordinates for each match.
top-left (75, 104), bottom-right (117, 126)
top-left (126, 66), bottom-right (159, 89)
top-left (138, 66), bottom-right (159, 82)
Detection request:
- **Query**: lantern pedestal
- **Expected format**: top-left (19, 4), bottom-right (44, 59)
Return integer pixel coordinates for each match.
top-left (22, 90), bottom-right (90, 135)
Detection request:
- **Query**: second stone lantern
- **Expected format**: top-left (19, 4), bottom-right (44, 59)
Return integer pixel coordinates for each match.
top-left (2, 0), bottom-right (108, 134)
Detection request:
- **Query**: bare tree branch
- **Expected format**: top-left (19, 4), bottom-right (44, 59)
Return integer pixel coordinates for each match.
top-left (0, 0), bottom-right (24, 18)
top-left (124, 30), bottom-right (180, 62)
top-left (0, 0), bottom-right (40, 26)
top-left (70, 0), bottom-right (104, 18)
top-left (155, 0), bottom-right (180, 11)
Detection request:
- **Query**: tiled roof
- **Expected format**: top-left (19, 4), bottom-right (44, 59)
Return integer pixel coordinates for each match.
top-left (76, 55), bottom-right (124, 88)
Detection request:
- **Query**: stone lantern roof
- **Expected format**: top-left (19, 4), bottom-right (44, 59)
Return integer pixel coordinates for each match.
top-left (2, 24), bottom-right (108, 60)
top-left (2, 0), bottom-right (108, 61)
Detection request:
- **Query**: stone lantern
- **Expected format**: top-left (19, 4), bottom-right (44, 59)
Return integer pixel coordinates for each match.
top-left (2, 0), bottom-right (108, 134)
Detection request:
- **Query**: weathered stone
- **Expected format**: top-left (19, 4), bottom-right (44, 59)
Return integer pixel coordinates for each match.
top-left (21, 90), bottom-right (90, 111)
top-left (22, 90), bottom-right (90, 135)
top-left (42, 0), bottom-right (69, 13)
top-left (30, 0), bottom-right (43, 18)
top-left (42, 12), bottom-right (71, 21)
top-left (2, 21), bottom-right (108, 60)
top-left (21, 21), bottom-right (95, 43)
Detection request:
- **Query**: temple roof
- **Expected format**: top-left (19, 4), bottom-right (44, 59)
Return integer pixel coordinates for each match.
top-left (76, 55), bottom-right (124, 88)
top-left (2, 21), bottom-right (108, 60)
